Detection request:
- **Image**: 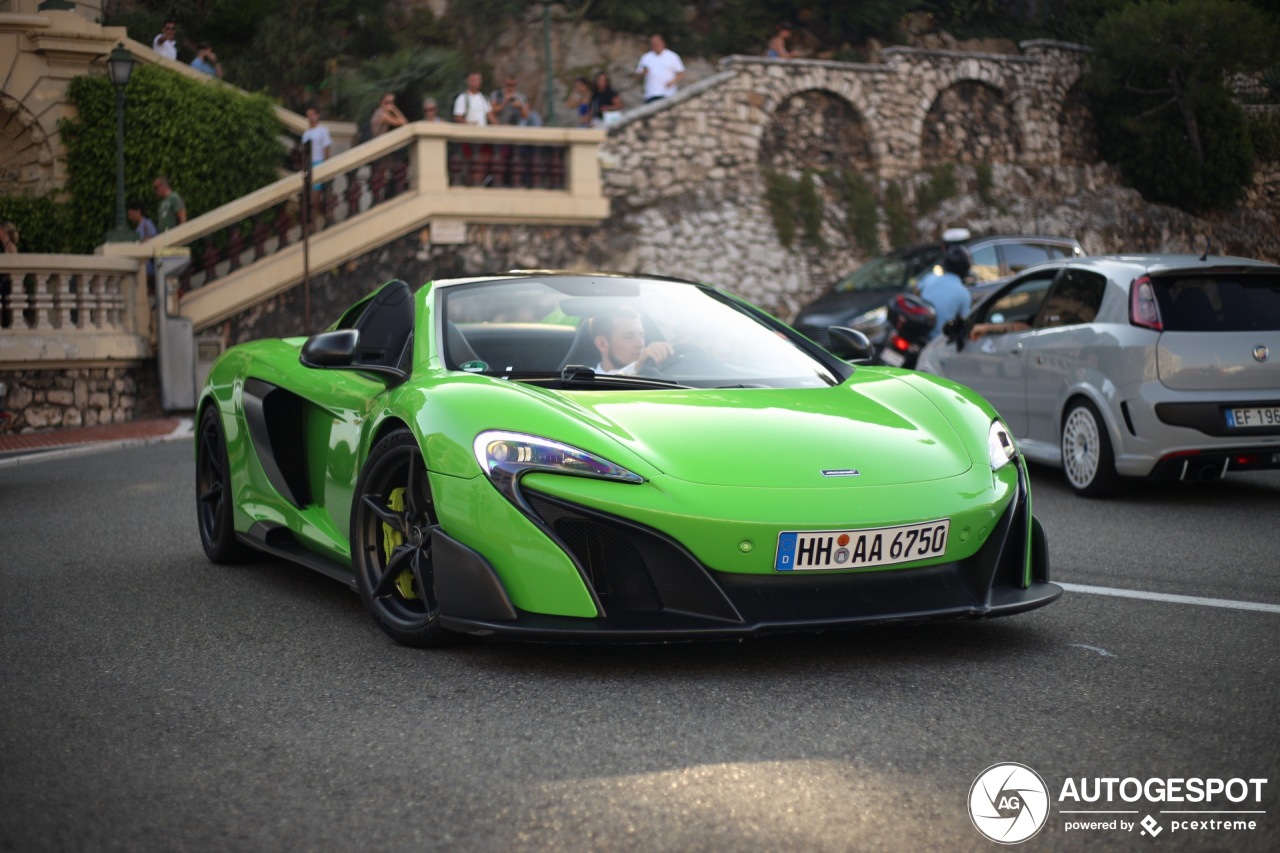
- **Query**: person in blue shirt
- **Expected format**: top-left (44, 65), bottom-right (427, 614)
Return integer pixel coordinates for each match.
top-left (915, 244), bottom-right (972, 339)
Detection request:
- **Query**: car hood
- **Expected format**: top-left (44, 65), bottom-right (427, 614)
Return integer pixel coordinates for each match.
top-left (795, 288), bottom-right (901, 325)
top-left (542, 374), bottom-right (974, 487)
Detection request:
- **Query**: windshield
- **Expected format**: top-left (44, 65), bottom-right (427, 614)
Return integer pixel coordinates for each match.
top-left (439, 276), bottom-right (845, 388)
top-left (834, 247), bottom-right (940, 293)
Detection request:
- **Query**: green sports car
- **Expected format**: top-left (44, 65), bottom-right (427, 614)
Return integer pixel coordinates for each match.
top-left (196, 272), bottom-right (1060, 646)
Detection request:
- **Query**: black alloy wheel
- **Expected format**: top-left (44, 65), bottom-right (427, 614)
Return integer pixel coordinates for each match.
top-left (351, 430), bottom-right (454, 647)
top-left (196, 406), bottom-right (253, 563)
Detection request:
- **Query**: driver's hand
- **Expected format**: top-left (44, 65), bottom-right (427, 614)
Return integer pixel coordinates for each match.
top-left (637, 341), bottom-right (674, 368)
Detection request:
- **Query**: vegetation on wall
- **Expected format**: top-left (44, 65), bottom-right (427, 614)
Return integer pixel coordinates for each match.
top-left (56, 64), bottom-right (282, 253)
top-left (1084, 0), bottom-right (1278, 212)
top-left (0, 196), bottom-right (74, 255)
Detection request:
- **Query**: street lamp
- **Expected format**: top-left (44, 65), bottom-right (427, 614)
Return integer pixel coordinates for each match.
top-left (105, 43), bottom-right (136, 243)
top-left (541, 2), bottom-right (555, 125)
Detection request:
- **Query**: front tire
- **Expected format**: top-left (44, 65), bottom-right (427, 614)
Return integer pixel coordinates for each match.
top-left (1061, 398), bottom-right (1120, 498)
top-left (196, 406), bottom-right (253, 563)
top-left (351, 430), bottom-right (454, 647)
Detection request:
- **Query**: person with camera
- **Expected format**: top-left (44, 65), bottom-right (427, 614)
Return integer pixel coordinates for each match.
top-left (191, 43), bottom-right (223, 78)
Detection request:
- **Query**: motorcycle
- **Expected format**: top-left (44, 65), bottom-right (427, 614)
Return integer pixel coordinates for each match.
top-left (875, 292), bottom-right (936, 369)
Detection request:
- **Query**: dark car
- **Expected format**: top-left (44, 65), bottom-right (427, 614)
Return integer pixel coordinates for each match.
top-left (793, 234), bottom-right (1085, 347)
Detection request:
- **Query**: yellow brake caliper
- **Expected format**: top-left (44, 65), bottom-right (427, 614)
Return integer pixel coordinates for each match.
top-left (381, 487), bottom-right (419, 599)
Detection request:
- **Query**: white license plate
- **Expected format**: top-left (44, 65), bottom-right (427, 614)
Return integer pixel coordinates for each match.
top-left (879, 348), bottom-right (906, 367)
top-left (1225, 406), bottom-right (1280, 429)
top-left (775, 519), bottom-right (950, 572)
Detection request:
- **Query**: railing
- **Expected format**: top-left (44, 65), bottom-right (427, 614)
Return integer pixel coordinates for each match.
top-left (102, 121), bottom-right (608, 332)
top-left (0, 254), bottom-right (149, 368)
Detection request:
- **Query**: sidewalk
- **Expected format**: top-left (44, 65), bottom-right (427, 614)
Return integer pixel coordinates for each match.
top-left (0, 416), bottom-right (193, 466)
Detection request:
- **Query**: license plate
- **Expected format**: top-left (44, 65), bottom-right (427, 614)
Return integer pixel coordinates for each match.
top-left (879, 348), bottom-right (906, 367)
top-left (1224, 406), bottom-right (1280, 429)
top-left (775, 519), bottom-right (950, 572)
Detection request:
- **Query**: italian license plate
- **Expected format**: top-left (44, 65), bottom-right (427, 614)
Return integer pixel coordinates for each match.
top-left (775, 519), bottom-right (950, 572)
top-left (1225, 406), bottom-right (1280, 429)
top-left (879, 348), bottom-right (906, 367)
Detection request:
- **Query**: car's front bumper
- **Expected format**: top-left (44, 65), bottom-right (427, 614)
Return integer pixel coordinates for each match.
top-left (432, 463), bottom-right (1059, 642)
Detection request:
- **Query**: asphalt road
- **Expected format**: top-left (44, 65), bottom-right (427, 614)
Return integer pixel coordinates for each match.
top-left (2, 441), bottom-right (1277, 852)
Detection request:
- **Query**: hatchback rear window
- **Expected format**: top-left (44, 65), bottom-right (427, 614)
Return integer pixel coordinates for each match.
top-left (1154, 274), bottom-right (1280, 332)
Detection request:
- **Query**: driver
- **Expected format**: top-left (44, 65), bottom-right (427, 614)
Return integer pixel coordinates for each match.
top-left (590, 306), bottom-right (674, 375)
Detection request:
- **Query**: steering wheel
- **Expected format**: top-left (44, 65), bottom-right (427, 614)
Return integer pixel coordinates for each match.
top-left (642, 343), bottom-right (703, 376)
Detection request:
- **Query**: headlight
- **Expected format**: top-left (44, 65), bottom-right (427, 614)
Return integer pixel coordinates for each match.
top-left (474, 430), bottom-right (643, 503)
top-left (987, 420), bottom-right (1017, 470)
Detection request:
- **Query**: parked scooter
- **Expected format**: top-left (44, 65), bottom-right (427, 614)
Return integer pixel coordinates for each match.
top-left (876, 292), bottom-right (936, 369)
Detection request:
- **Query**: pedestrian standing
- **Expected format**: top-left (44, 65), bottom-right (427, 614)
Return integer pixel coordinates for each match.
top-left (635, 34), bottom-right (685, 103)
top-left (153, 175), bottom-right (186, 232)
top-left (152, 20), bottom-right (177, 61)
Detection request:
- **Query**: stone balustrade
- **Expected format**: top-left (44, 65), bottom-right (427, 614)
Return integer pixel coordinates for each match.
top-left (0, 254), bottom-right (148, 368)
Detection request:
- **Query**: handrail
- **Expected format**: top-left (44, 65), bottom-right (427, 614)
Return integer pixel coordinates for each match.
top-left (101, 121), bottom-right (608, 332)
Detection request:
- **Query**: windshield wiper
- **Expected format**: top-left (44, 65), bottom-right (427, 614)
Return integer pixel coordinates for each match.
top-left (558, 365), bottom-right (687, 389)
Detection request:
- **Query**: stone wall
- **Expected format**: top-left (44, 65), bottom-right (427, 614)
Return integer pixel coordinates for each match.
top-left (1, 364), bottom-right (160, 432)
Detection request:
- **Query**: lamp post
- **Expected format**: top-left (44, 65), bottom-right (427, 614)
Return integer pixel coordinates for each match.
top-left (105, 43), bottom-right (136, 243)
top-left (541, 2), bottom-right (555, 125)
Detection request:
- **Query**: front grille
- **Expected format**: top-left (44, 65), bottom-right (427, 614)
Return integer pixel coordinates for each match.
top-left (527, 495), bottom-right (662, 612)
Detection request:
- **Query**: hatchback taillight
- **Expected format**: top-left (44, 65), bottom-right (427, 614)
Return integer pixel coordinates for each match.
top-left (1130, 275), bottom-right (1162, 331)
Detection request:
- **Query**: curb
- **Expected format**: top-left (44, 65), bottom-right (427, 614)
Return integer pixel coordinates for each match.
top-left (0, 418), bottom-right (194, 469)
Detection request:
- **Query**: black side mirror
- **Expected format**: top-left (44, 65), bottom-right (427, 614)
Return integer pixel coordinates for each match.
top-left (300, 328), bottom-right (408, 384)
top-left (300, 329), bottom-right (359, 367)
top-left (826, 326), bottom-right (874, 363)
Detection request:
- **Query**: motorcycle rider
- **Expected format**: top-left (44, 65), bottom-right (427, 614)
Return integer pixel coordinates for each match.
top-left (915, 244), bottom-right (972, 339)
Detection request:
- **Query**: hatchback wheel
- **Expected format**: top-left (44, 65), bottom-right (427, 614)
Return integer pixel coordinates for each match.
top-left (1061, 399), bottom-right (1119, 498)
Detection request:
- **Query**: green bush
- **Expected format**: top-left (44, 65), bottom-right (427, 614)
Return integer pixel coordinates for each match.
top-left (830, 169), bottom-right (879, 253)
top-left (916, 163), bottom-right (957, 213)
top-left (884, 181), bottom-right (913, 247)
top-left (1085, 0), bottom-right (1277, 212)
top-left (797, 171), bottom-right (826, 249)
top-left (0, 195), bottom-right (75, 254)
top-left (764, 171), bottom-right (798, 248)
top-left (58, 64), bottom-right (284, 252)
top-left (974, 162), bottom-right (998, 207)
top-left (1246, 110), bottom-right (1280, 162)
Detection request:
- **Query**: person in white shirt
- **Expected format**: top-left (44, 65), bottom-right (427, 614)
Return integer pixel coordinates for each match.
top-left (453, 72), bottom-right (495, 125)
top-left (591, 307), bottom-right (673, 375)
top-left (635, 34), bottom-right (685, 103)
top-left (152, 21), bottom-right (178, 61)
top-left (301, 107), bottom-right (333, 221)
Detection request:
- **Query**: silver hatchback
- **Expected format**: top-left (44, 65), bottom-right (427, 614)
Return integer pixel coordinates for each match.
top-left (916, 254), bottom-right (1280, 496)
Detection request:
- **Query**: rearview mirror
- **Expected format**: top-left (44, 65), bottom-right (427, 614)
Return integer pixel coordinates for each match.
top-left (826, 326), bottom-right (874, 363)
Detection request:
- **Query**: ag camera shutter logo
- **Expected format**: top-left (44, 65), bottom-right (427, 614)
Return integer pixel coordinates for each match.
top-left (969, 763), bottom-right (1050, 844)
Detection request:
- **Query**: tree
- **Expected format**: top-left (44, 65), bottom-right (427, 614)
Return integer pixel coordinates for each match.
top-left (1084, 0), bottom-right (1279, 210)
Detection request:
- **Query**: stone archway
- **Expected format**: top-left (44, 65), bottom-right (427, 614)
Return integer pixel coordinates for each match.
top-left (759, 89), bottom-right (874, 175)
top-left (920, 80), bottom-right (1019, 164)
top-left (1057, 82), bottom-right (1097, 165)
top-left (0, 94), bottom-right (56, 196)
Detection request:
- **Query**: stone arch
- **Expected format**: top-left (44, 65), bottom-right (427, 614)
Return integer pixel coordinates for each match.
top-left (919, 79), bottom-right (1020, 165)
top-left (1058, 81), bottom-right (1097, 165)
top-left (0, 94), bottom-right (56, 196)
top-left (758, 88), bottom-right (874, 175)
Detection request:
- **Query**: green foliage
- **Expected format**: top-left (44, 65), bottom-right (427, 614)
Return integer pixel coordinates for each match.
top-left (974, 162), bottom-right (1000, 208)
top-left (764, 171), bottom-right (798, 247)
top-left (335, 47), bottom-right (471, 127)
top-left (797, 171), bottom-right (826, 248)
top-left (916, 163), bottom-right (957, 213)
top-left (58, 64), bottom-right (283, 252)
top-left (829, 169), bottom-right (879, 253)
top-left (0, 195), bottom-right (75, 254)
top-left (883, 181), bottom-right (913, 247)
top-left (1245, 110), bottom-right (1280, 162)
top-left (1085, 0), bottom-right (1279, 211)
